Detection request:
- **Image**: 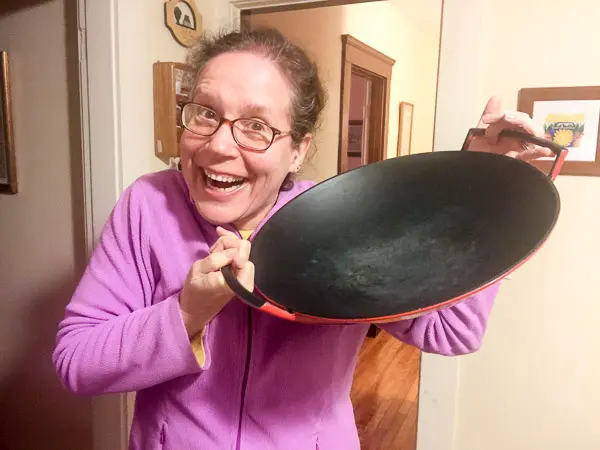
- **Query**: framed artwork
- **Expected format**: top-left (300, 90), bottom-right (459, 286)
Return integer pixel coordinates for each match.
top-left (164, 0), bottom-right (203, 48)
top-left (347, 119), bottom-right (364, 157)
top-left (396, 102), bottom-right (413, 156)
top-left (518, 86), bottom-right (600, 176)
top-left (0, 51), bottom-right (17, 194)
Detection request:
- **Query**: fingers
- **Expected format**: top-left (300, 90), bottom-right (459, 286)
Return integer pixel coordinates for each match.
top-left (210, 238), bottom-right (251, 270)
top-left (477, 97), bottom-right (544, 150)
top-left (233, 239), bottom-right (251, 271)
top-left (505, 112), bottom-right (543, 134)
top-left (236, 260), bottom-right (255, 293)
top-left (196, 248), bottom-right (238, 274)
top-left (214, 236), bottom-right (247, 251)
top-left (204, 271), bottom-right (227, 290)
top-left (515, 147), bottom-right (555, 161)
top-left (209, 227), bottom-right (252, 271)
top-left (204, 226), bottom-right (253, 286)
top-left (210, 227), bottom-right (249, 252)
top-left (216, 226), bottom-right (238, 238)
top-left (210, 236), bottom-right (237, 253)
top-left (477, 96), bottom-right (503, 127)
top-left (485, 112), bottom-right (526, 142)
top-left (484, 116), bottom-right (544, 155)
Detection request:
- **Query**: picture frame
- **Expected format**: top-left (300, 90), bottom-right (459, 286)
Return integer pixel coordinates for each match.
top-left (396, 102), bottom-right (413, 156)
top-left (164, 0), bottom-right (203, 48)
top-left (0, 50), bottom-right (17, 194)
top-left (347, 119), bottom-right (364, 157)
top-left (517, 86), bottom-right (600, 176)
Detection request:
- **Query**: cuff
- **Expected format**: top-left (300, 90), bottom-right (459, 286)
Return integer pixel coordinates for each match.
top-left (190, 326), bottom-right (209, 368)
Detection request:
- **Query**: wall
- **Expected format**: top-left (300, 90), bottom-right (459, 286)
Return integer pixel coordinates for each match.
top-left (249, 0), bottom-right (442, 182)
top-left (116, 0), bottom-right (233, 189)
top-left (435, 1), bottom-right (600, 449)
top-left (0, 1), bottom-right (92, 449)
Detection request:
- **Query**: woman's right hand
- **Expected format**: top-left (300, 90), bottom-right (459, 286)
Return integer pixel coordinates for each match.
top-left (179, 226), bottom-right (254, 338)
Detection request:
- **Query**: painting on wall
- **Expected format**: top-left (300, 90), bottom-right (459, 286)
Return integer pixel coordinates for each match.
top-left (518, 86), bottom-right (600, 176)
top-left (0, 51), bottom-right (17, 194)
top-left (348, 119), bottom-right (364, 155)
top-left (164, 0), bottom-right (203, 48)
top-left (396, 102), bottom-right (413, 156)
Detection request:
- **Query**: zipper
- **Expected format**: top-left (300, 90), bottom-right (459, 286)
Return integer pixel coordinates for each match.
top-left (236, 305), bottom-right (253, 449)
top-left (160, 423), bottom-right (166, 446)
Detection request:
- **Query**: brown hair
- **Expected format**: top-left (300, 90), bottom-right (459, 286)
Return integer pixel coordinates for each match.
top-left (185, 27), bottom-right (327, 189)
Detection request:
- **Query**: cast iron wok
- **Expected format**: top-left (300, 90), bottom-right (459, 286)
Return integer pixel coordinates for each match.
top-left (222, 128), bottom-right (568, 324)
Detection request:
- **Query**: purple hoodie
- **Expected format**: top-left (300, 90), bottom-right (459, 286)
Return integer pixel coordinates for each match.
top-left (53, 169), bottom-right (499, 450)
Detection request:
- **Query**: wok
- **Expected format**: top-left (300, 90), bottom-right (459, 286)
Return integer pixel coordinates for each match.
top-left (222, 128), bottom-right (568, 324)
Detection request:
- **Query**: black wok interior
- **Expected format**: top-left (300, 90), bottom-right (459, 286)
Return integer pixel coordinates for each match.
top-left (250, 151), bottom-right (560, 319)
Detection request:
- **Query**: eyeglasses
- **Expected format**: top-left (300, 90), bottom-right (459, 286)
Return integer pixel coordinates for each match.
top-left (180, 102), bottom-right (291, 152)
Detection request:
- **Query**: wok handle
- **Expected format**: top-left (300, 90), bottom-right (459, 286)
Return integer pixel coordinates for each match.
top-left (221, 265), bottom-right (298, 321)
top-left (461, 127), bottom-right (569, 181)
top-left (221, 265), bottom-right (266, 308)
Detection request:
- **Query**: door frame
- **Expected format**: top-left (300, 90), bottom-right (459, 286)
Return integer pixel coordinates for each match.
top-left (338, 34), bottom-right (394, 173)
top-left (79, 0), bottom-right (128, 449)
top-left (82, 2), bottom-right (458, 450)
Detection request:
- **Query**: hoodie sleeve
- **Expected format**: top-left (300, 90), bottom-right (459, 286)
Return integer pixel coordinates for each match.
top-left (378, 282), bottom-right (500, 356)
top-left (52, 181), bottom-right (207, 396)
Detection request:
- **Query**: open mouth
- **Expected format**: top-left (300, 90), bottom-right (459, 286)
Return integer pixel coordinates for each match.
top-left (203, 169), bottom-right (247, 193)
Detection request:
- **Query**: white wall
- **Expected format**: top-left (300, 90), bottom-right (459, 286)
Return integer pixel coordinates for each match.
top-left (435, 1), bottom-right (600, 449)
top-left (0, 1), bottom-right (92, 448)
top-left (249, 0), bottom-right (442, 182)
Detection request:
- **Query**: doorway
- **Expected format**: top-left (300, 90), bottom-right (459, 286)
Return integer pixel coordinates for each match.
top-left (338, 34), bottom-right (393, 174)
top-left (347, 71), bottom-right (371, 170)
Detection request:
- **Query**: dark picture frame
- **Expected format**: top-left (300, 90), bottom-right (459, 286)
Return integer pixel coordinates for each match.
top-left (0, 50), bottom-right (17, 194)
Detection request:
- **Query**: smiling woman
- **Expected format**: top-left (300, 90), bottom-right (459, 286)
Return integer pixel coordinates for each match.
top-left (179, 31), bottom-right (326, 229)
top-left (52, 26), bottom-right (546, 450)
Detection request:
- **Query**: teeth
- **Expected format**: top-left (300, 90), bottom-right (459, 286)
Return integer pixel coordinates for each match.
top-left (204, 170), bottom-right (244, 183)
top-left (213, 185), bottom-right (242, 192)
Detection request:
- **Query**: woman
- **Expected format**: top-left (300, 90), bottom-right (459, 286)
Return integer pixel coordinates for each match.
top-left (53, 28), bottom-right (553, 449)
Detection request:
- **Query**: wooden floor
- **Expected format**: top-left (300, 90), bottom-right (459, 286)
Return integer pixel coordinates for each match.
top-left (350, 329), bottom-right (420, 450)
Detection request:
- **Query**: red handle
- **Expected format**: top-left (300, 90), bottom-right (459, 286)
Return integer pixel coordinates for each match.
top-left (461, 127), bottom-right (569, 180)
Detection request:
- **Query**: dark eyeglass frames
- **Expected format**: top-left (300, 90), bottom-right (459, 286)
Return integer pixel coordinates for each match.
top-left (180, 102), bottom-right (291, 152)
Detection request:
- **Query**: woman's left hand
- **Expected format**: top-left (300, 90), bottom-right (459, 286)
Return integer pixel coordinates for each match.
top-left (466, 96), bottom-right (555, 161)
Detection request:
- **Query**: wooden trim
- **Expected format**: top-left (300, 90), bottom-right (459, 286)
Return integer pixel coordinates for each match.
top-left (517, 85), bottom-right (600, 177)
top-left (396, 102), bottom-right (414, 156)
top-left (152, 62), bottom-right (194, 163)
top-left (240, 11), bottom-right (252, 32)
top-left (80, 0), bottom-right (129, 447)
top-left (0, 51), bottom-right (17, 194)
top-left (339, 59), bottom-right (352, 173)
top-left (240, 0), bottom-right (383, 16)
top-left (365, 69), bottom-right (386, 164)
top-left (338, 34), bottom-right (394, 173)
top-left (344, 34), bottom-right (395, 68)
top-left (430, 0), bottom-right (444, 153)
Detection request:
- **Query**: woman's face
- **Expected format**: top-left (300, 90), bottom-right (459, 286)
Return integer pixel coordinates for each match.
top-left (179, 51), bottom-right (310, 230)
